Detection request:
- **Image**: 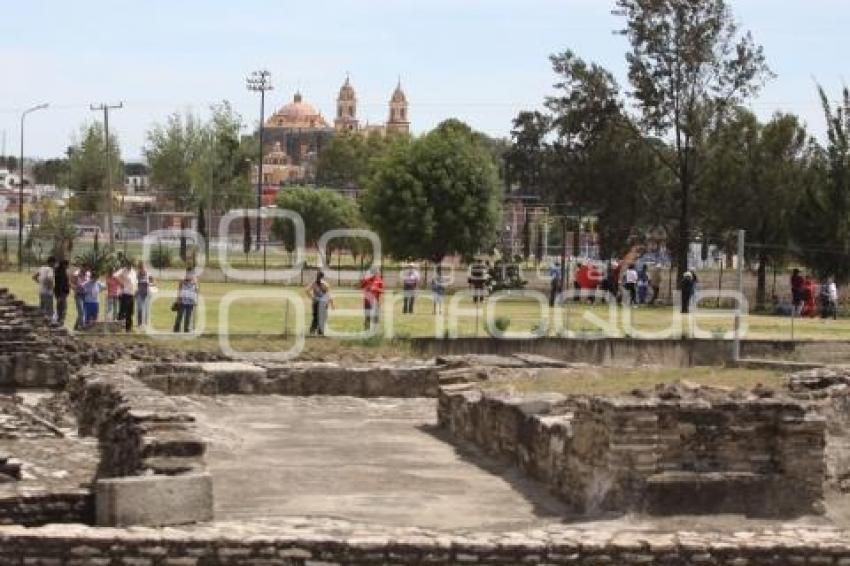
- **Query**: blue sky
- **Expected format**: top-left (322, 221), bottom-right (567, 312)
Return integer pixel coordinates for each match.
top-left (2, 0), bottom-right (848, 160)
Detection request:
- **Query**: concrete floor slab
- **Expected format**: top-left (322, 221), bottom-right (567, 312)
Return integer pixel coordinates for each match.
top-left (186, 395), bottom-right (571, 531)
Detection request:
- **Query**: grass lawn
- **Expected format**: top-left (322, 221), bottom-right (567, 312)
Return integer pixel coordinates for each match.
top-left (480, 366), bottom-right (787, 396)
top-left (2, 271), bottom-right (847, 342)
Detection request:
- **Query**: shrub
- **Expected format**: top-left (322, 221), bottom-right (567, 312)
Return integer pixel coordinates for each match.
top-left (150, 246), bottom-right (174, 269)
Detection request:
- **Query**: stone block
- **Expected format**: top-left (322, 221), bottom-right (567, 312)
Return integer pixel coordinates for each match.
top-left (95, 472), bottom-right (213, 527)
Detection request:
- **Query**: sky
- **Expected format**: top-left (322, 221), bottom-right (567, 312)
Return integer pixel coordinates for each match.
top-left (2, 0), bottom-right (849, 161)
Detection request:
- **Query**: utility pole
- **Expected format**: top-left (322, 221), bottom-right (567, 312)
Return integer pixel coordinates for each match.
top-left (90, 102), bottom-right (123, 247)
top-left (246, 69), bottom-right (273, 251)
top-left (18, 103), bottom-right (49, 271)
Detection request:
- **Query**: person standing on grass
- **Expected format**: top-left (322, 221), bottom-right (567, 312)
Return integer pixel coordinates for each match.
top-left (791, 268), bottom-right (804, 316)
top-left (82, 272), bottom-right (105, 326)
top-left (820, 277), bottom-right (838, 320)
top-left (114, 261), bottom-right (138, 332)
top-left (431, 273), bottom-right (446, 315)
top-left (401, 263), bottom-right (421, 314)
top-left (623, 264), bottom-right (639, 306)
top-left (105, 271), bottom-right (121, 321)
top-left (306, 271), bottom-right (333, 336)
top-left (53, 259), bottom-right (70, 326)
top-left (649, 264), bottom-right (662, 305)
top-left (136, 262), bottom-right (154, 329)
top-left (360, 268), bottom-right (384, 330)
top-left (173, 268), bottom-right (199, 333)
top-left (680, 271), bottom-right (695, 314)
top-left (548, 260), bottom-right (562, 307)
top-left (33, 256), bottom-right (56, 319)
top-left (637, 264), bottom-right (649, 305)
top-left (71, 267), bottom-right (88, 329)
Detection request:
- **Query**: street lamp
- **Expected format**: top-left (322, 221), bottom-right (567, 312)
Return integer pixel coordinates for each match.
top-left (18, 103), bottom-right (49, 271)
top-left (246, 69), bottom-right (273, 250)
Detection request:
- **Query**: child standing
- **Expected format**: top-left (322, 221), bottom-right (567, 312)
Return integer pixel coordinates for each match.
top-left (82, 273), bottom-right (106, 326)
top-left (431, 274), bottom-right (446, 314)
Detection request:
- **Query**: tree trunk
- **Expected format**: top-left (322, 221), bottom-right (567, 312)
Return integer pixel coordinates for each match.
top-left (676, 174), bottom-right (690, 286)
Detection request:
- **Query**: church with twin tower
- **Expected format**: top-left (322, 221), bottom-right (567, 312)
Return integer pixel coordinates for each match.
top-left (256, 76), bottom-right (410, 188)
top-left (334, 75), bottom-right (410, 136)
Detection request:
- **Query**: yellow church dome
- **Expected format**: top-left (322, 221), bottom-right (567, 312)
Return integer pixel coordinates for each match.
top-left (268, 92), bottom-right (329, 128)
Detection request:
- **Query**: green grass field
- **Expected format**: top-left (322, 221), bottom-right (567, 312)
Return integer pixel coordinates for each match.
top-left (2, 271), bottom-right (846, 342)
top-left (481, 366), bottom-right (786, 396)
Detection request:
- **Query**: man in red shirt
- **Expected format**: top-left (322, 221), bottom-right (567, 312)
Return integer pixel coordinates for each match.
top-left (360, 269), bottom-right (384, 330)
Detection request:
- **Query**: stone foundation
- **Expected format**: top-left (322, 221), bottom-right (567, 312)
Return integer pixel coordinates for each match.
top-left (137, 361), bottom-right (445, 397)
top-left (439, 382), bottom-right (826, 517)
top-left (2, 520), bottom-right (850, 565)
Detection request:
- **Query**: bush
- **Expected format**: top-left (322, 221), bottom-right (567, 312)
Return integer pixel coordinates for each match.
top-left (150, 246), bottom-right (174, 269)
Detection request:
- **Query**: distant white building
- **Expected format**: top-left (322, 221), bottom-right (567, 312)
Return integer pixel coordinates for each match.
top-left (124, 163), bottom-right (150, 195)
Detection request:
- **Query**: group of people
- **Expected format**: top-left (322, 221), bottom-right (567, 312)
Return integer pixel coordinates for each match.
top-left (304, 264), bottom-right (452, 336)
top-left (32, 256), bottom-right (199, 333)
top-left (787, 269), bottom-right (838, 319)
top-left (547, 260), bottom-right (664, 308)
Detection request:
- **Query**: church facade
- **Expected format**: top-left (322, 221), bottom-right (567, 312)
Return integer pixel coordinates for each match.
top-left (255, 77), bottom-right (410, 189)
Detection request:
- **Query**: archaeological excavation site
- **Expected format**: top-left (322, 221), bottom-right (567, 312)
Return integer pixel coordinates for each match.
top-left (5, 284), bottom-right (850, 565)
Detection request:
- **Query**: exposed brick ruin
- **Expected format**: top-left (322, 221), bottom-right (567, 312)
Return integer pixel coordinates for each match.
top-left (439, 380), bottom-right (826, 517)
top-left (67, 363), bottom-right (206, 479)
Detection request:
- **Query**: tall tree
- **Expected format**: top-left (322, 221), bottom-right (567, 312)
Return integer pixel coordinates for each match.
top-left (615, 0), bottom-right (772, 279)
top-left (504, 111), bottom-right (550, 192)
top-left (701, 108), bottom-right (808, 306)
top-left (794, 86), bottom-right (850, 282)
top-left (362, 120), bottom-right (502, 264)
top-left (66, 124), bottom-right (122, 213)
top-left (145, 111), bottom-right (205, 210)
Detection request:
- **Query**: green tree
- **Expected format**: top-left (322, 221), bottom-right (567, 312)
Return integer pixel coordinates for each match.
top-left (66, 124), bottom-right (123, 213)
top-left (794, 86), bottom-right (850, 282)
top-left (271, 186), bottom-right (364, 262)
top-left (700, 109), bottom-right (809, 307)
top-left (145, 112), bottom-right (205, 210)
top-left (615, 0), bottom-right (773, 280)
top-left (362, 120), bottom-right (502, 264)
top-left (196, 102), bottom-right (255, 213)
top-left (32, 158), bottom-right (70, 186)
top-left (316, 131), bottom-right (389, 190)
top-left (504, 111), bottom-right (550, 192)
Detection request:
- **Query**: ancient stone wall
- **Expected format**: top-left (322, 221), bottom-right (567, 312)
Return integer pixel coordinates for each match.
top-left (136, 361), bottom-right (444, 398)
top-left (439, 382), bottom-right (825, 517)
top-left (2, 520), bottom-right (850, 564)
top-left (67, 363), bottom-right (206, 478)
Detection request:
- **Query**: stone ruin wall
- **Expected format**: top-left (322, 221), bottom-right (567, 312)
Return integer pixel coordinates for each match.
top-left (67, 363), bottom-right (207, 479)
top-left (5, 521), bottom-right (850, 565)
top-left (439, 382), bottom-right (826, 517)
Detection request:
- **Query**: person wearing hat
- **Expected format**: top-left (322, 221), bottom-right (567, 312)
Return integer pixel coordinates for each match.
top-left (401, 262), bottom-right (421, 314)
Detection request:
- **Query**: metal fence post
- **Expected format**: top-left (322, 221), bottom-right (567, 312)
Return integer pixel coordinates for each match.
top-left (733, 229), bottom-right (745, 362)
